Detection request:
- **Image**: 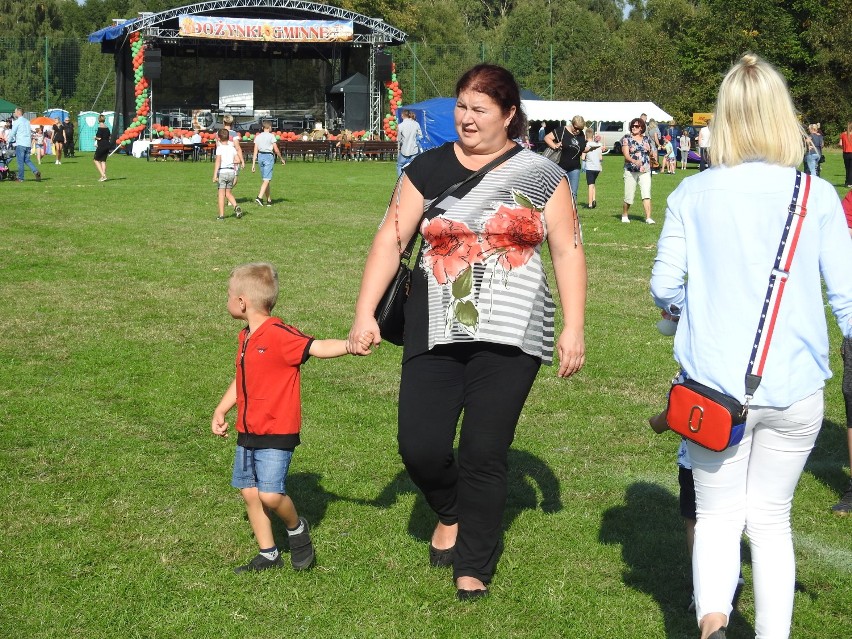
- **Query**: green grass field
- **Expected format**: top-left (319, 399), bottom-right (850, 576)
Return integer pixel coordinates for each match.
top-left (1, 149), bottom-right (850, 638)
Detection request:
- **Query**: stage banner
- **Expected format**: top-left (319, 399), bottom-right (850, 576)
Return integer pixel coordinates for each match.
top-left (179, 15), bottom-right (354, 43)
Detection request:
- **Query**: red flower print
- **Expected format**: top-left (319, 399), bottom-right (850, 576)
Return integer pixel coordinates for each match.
top-left (421, 217), bottom-right (484, 285)
top-left (481, 201), bottom-right (544, 271)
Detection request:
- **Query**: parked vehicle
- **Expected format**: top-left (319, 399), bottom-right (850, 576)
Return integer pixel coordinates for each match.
top-left (589, 120), bottom-right (628, 153)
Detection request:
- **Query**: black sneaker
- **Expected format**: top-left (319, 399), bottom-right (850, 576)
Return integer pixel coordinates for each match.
top-left (254, 197), bottom-right (263, 206)
top-left (288, 517), bottom-right (315, 570)
top-left (35, 172), bottom-right (41, 182)
top-left (233, 553), bottom-right (282, 574)
top-left (234, 206), bottom-right (243, 219)
top-left (831, 478), bottom-right (852, 515)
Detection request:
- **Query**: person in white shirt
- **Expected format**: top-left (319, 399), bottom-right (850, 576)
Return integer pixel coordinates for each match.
top-left (697, 120), bottom-right (711, 171)
top-left (251, 121), bottom-right (285, 206)
top-left (395, 110), bottom-right (422, 176)
top-left (651, 54), bottom-right (852, 639)
top-left (213, 128), bottom-right (242, 221)
top-left (583, 134), bottom-right (607, 208)
top-left (679, 131), bottom-right (691, 170)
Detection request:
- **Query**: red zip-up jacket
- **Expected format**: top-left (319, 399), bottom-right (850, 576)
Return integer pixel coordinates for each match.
top-left (235, 317), bottom-right (313, 449)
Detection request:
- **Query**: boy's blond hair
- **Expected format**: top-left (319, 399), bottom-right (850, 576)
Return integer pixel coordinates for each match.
top-left (222, 114), bottom-right (234, 126)
top-left (229, 263), bottom-right (279, 312)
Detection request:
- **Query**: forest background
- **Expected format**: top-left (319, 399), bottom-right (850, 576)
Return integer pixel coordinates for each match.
top-left (0, 0), bottom-right (850, 138)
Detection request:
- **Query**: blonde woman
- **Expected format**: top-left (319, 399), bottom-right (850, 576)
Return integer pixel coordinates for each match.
top-left (651, 54), bottom-right (852, 639)
top-left (544, 115), bottom-right (588, 202)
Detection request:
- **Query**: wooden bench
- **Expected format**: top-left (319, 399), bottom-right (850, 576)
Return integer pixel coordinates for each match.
top-left (147, 143), bottom-right (191, 161)
top-left (283, 141), bottom-right (332, 161)
top-left (357, 141), bottom-right (398, 161)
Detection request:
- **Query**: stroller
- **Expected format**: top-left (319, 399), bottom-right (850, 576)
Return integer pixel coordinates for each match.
top-left (0, 140), bottom-right (15, 181)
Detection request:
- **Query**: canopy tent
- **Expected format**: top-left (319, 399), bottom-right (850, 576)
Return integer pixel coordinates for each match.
top-left (397, 98), bottom-right (457, 150)
top-left (521, 100), bottom-right (673, 124)
top-left (0, 97), bottom-right (16, 114)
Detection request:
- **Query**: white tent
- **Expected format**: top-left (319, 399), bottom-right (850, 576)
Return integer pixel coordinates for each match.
top-left (521, 100), bottom-right (673, 124)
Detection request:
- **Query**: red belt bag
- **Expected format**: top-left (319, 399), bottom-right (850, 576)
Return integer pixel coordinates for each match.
top-left (666, 379), bottom-right (747, 452)
top-left (664, 171), bottom-right (811, 451)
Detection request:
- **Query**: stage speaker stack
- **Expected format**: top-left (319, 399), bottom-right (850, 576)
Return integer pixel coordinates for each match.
top-left (144, 48), bottom-right (162, 79)
top-left (376, 52), bottom-right (392, 83)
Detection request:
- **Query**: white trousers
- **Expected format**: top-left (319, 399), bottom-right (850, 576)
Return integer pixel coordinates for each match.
top-left (688, 389), bottom-right (823, 639)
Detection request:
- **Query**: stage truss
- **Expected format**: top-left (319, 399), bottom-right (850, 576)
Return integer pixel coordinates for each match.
top-left (126, 0), bottom-right (406, 135)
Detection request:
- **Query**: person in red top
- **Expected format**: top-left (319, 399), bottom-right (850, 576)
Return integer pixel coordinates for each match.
top-left (840, 121), bottom-right (852, 188)
top-left (212, 262), bottom-right (372, 573)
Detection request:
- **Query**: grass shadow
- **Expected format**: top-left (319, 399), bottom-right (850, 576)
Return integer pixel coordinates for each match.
top-left (369, 448), bottom-right (563, 543)
top-left (805, 418), bottom-right (850, 499)
top-left (599, 481), bottom-right (755, 639)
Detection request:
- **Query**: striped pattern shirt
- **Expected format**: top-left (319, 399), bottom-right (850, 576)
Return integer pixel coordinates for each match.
top-left (404, 144), bottom-right (567, 364)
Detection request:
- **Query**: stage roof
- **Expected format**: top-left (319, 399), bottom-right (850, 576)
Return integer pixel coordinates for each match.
top-left (88, 0), bottom-right (407, 46)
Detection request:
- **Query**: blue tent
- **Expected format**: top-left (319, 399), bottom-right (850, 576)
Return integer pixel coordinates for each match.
top-left (397, 98), bottom-right (457, 150)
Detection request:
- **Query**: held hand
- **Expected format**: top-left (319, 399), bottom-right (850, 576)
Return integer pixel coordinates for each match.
top-left (251, 165), bottom-right (256, 173)
top-left (212, 176), bottom-right (217, 183)
top-left (211, 413), bottom-right (229, 437)
top-left (556, 328), bottom-right (585, 378)
top-left (348, 318), bottom-right (381, 355)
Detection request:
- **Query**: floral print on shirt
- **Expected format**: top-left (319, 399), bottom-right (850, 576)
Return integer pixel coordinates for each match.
top-left (420, 190), bottom-right (544, 334)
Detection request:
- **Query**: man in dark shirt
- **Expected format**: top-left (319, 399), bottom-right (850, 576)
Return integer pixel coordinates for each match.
top-left (63, 117), bottom-right (75, 158)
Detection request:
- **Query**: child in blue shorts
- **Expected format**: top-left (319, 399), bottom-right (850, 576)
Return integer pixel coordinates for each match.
top-left (211, 262), bottom-right (372, 573)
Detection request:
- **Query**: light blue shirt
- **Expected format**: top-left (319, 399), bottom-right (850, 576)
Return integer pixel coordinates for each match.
top-left (651, 162), bottom-right (852, 407)
top-left (10, 115), bottom-right (31, 147)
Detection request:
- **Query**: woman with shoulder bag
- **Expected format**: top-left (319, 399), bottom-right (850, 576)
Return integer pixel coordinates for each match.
top-left (544, 115), bottom-right (588, 204)
top-left (650, 54), bottom-right (852, 639)
top-left (621, 118), bottom-right (657, 224)
top-left (347, 64), bottom-right (587, 601)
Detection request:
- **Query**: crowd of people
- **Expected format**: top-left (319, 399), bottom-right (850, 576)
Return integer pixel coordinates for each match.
top-left (203, 56), bottom-right (851, 639)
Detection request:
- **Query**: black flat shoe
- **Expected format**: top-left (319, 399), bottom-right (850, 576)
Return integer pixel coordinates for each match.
top-left (456, 588), bottom-right (488, 601)
top-left (429, 544), bottom-right (455, 567)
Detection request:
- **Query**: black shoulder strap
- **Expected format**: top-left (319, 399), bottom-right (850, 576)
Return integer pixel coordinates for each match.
top-left (399, 143), bottom-right (523, 260)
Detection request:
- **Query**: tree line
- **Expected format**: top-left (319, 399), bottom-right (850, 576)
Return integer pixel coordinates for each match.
top-left (1, 0), bottom-right (849, 139)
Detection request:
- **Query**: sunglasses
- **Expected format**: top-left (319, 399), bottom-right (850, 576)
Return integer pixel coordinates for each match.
top-left (631, 124), bottom-right (642, 129)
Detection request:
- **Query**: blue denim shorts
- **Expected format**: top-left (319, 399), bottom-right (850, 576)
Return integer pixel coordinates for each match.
top-left (258, 153), bottom-right (274, 180)
top-left (231, 445), bottom-right (293, 493)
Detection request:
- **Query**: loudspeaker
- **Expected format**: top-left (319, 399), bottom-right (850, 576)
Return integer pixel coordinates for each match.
top-left (376, 52), bottom-right (392, 83)
top-left (144, 48), bottom-right (161, 79)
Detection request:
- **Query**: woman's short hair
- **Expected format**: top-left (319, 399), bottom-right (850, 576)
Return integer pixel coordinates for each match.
top-left (628, 118), bottom-right (646, 134)
top-left (98, 115), bottom-right (105, 123)
top-left (709, 53), bottom-right (804, 168)
top-left (571, 115), bottom-right (586, 131)
top-left (229, 262), bottom-right (279, 312)
top-left (455, 64), bottom-right (527, 140)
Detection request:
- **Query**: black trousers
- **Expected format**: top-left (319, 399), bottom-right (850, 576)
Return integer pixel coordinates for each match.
top-left (843, 152), bottom-right (852, 186)
top-left (398, 343), bottom-right (540, 583)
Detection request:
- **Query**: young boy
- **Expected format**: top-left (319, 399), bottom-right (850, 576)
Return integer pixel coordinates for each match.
top-left (222, 114), bottom-right (245, 187)
top-left (213, 128), bottom-right (242, 220)
top-left (211, 262), bottom-right (371, 572)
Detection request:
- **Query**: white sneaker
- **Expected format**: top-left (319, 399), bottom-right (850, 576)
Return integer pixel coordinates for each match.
top-left (621, 216), bottom-right (630, 223)
top-left (646, 218), bottom-right (656, 224)
top-left (55, 160), bottom-right (61, 165)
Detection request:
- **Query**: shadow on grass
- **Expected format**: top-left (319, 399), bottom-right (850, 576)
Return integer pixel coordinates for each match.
top-left (368, 448), bottom-right (562, 542)
top-left (599, 481), bottom-right (755, 639)
top-left (805, 418), bottom-right (850, 501)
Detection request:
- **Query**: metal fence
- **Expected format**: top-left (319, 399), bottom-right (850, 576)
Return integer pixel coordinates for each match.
top-left (0, 37), bottom-right (115, 116)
